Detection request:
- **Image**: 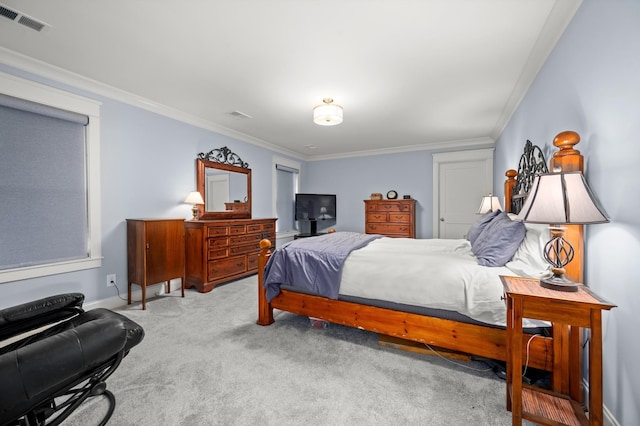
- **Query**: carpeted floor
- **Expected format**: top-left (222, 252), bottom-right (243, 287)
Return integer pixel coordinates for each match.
top-left (65, 275), bottom-right (528, 426)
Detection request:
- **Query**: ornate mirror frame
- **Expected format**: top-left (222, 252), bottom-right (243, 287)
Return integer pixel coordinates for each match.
top-left (196, 147), bottom-right (252, 220)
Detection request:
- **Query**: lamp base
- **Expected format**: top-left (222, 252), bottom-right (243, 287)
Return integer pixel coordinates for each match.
top-left (540, 274), bottom-right (580, 292)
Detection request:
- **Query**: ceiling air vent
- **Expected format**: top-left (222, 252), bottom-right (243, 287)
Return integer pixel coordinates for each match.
top-left (0, 5), bottom-right (19, 21)
top-left (0, 3), bottom-right (49, 32)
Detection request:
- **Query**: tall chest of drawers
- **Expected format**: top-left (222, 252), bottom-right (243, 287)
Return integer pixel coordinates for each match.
top-left (184, 218), bottom-right (276, 293)
top-left (364, 199), bottom-right (416, 238)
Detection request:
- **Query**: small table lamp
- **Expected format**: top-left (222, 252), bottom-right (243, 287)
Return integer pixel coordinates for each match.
top-left (185, 191), bottom-right (205, 220)
top-left (516, 171), bottom-right (609, 291)
top-left (477, 194), bottom-right (502, 214)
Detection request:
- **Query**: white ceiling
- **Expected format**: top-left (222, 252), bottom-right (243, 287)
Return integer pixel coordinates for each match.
top-left (0, 0), bottom-right (582, 160)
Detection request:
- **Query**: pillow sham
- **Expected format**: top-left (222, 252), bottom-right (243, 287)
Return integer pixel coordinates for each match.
top-left (505, 218), bottom-right (551, 278)
top-left (471, 211), bottom-right (525, 267)
top-left (467, 209), bottom-right (501, 245)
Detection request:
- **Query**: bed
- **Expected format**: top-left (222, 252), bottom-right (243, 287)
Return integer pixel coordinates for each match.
top-left (257, 132), bottom-right (586, 382)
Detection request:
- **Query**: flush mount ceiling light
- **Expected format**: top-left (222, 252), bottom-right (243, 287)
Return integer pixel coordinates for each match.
top-left (313, 98), bottom-right (343, 126)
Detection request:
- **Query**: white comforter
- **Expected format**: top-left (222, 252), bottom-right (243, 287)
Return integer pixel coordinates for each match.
top-left (339, 237), bottom-right (544, 328)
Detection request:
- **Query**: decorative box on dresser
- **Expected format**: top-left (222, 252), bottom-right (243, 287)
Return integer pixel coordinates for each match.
top-left (364, 199), bottom-right (416, 238)
top-left (184, 218), bottom-right (276, 293)
top-left (126, 218), bottom-right (185, 310)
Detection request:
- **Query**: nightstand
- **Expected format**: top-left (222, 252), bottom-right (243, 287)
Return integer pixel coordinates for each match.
top-left (500, 276), bottom-right (615, 426)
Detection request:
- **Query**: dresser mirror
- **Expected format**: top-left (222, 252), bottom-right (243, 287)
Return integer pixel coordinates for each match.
top-left (196, 147), bottom-right (252, 219)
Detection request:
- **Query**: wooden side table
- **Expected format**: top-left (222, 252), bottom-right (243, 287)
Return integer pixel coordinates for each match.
top-left (501, 276), bottom-right (615, 426)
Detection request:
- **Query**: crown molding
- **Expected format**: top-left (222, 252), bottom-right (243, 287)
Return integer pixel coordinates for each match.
top-left (1, 48), bottom-right (495, 163)
top-left (0, 47), bottom-right (306, 160)
top-left (491, 0), bottom-right (583, 140)
top-left (307, 137), bottom-right (495, 161)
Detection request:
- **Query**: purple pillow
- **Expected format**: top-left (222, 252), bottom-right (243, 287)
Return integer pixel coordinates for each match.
top-left (467, 209), bottom-right (501, 245)
top-left (472, 212), bottom-right (526, 267)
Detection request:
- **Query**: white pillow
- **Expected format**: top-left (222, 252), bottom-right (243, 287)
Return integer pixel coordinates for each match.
top-left (506, 214), bottom-right (551, 278)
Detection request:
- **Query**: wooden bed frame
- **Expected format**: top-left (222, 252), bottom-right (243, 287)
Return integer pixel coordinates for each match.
top-left (257, 131), bottom-right (585, 392)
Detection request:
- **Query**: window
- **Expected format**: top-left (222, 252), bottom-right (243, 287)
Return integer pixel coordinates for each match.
top-left (272, 156), bottom-right (300, 234)
top-left (0, 72), bottom-right (102, 283)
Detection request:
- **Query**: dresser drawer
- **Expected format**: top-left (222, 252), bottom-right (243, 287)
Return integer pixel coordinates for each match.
top-left (230, 234), bottom-right (262, 245)
top-left (208, 256), bottom-right (246, 280)
top-left (366, 223), bottom-right (412, 236)
top-left (366, 213), bottom-right (388, 223)
top-left (208, 237), bottom-right (229, 248)
top-left (229, 243), bottom-right (259, 256)
top-left (229, 225), bottom-right (246, 235)
top-left (388, 213), bottom-right (411, 223)
top-left (208, 248), bottom-right (228, 260)
top-left (247, 222), bottom-right (276, 233)
top-left (247, 253), bottom-right (259, 271)
top-left (366, 202), bottom-right (408, 213)
top-left (207, 226), bottom-right (229, 237)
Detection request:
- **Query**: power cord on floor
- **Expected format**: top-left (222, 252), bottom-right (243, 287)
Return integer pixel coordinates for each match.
top-left (522, 334), bottom-right (543, 378)
top-left (422, 343), bottom-right (493, 372)
top-left (110, 281), bottom-right (128, 301)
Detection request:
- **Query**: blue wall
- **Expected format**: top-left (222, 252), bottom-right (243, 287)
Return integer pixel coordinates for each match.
top-left (0, 64), bottom-right (283, 309)
top-left (303, 151), bottom-right (434, 237)
top-left (494, 1), bottom-right (640, 424)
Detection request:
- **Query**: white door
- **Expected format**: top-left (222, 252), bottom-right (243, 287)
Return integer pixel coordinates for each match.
top-left (206, 174), bottom-right (229, 211)
top-left (432, 149), bottom-right (495, 239)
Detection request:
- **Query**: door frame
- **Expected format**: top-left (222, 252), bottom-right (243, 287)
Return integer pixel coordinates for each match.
top-left (432, 149), bottom-right (494, 238)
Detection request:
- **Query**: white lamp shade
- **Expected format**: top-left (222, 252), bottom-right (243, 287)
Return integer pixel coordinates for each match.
top-left (313, 100), bottom-right (343, 126)
top-left (477, 194), bottom-right (502, 214)
top-left (184, 191), bottom-right (205, 205)
top-left (516, 172), bottom-right (609, 224)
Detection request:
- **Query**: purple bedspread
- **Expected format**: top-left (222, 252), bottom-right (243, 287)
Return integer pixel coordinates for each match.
top-left (263, 232), bottom-right (383, 302)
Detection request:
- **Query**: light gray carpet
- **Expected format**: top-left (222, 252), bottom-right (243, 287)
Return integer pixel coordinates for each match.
top-left (65, 276), bottom-right (525, 426)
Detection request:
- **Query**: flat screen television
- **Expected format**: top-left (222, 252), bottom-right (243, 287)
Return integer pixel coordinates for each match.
top-left (295, 193), bottom-right (336, 236)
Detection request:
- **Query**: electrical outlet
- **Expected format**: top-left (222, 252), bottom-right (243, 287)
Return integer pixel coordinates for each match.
top-left (106, 273), bottom-right (116, 287)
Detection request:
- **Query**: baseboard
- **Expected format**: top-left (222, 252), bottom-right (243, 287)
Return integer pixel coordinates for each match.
top-left (84, 282), bottom-right (183, 311)
top-left (583, 378), bottom-right (620, 426)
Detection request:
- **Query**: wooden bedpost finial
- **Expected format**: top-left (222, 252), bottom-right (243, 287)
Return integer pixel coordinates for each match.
top-left (504, 169), bottom-right (517, 213)
top-left (553, 131), bottom-right (581, 158)
top-left (550, 130), bottom-right (583, 174)
top-left (259, 239), bottom-right (272, 250)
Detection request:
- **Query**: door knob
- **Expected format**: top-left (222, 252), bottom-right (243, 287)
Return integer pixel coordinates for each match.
top-left (440, 218), bottom-right (445, 222)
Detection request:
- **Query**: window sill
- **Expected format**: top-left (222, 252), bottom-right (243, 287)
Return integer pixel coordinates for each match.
top-left (0, 257), bottom-right (103, 284)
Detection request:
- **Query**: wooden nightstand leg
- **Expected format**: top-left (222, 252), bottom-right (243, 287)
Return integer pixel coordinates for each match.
top-left (511, 298), bottom-right (524, 426)
top-left (569, 325), bottom-right (583, 403)
top-left (589, 309), bottom-right (604, 426)
top-left (506, 295), bottom-right (513, 412)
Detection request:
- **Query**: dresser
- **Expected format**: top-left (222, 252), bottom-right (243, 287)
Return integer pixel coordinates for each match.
top-left (184, 218), bottom-right (276, 293)
top-left (364, 199), bottom-right (416, 238)
top-left (127, 218), bottom-right (185, 310)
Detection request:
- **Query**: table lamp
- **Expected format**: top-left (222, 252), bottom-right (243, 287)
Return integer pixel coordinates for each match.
top-left (516, 171), bottom-right (608, 291)
top-left (184, 191), bottom-right (205, 220)
top-left (477, 194), bottom-right (502, 214)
